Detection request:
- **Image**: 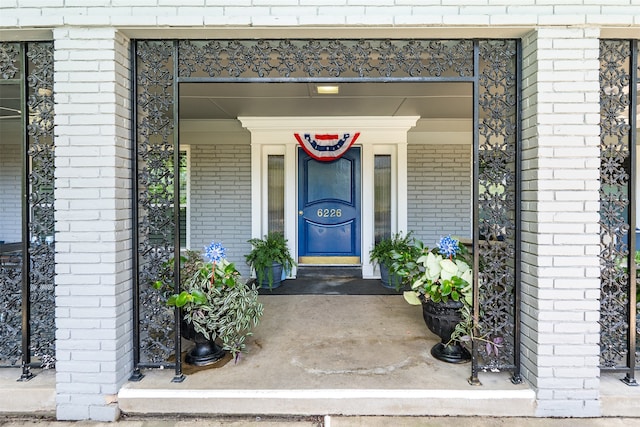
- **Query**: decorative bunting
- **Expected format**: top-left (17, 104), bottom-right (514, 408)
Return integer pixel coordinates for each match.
top-left (294, 132), bottom-right (360, 161)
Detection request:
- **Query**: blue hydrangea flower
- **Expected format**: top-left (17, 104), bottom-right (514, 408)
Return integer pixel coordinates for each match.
top-left (437, 235), bottom-right (459, 259)
top-left (204, 241), bottom-right (226, 263)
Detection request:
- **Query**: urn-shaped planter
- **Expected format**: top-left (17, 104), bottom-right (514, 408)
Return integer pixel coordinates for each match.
top-left (421, 298), bottom-right (471, 364)
top-left (181, 319), bottom-right (226, 366)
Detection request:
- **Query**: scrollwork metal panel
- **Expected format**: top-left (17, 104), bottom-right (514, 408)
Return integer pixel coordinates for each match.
top-left (26, 42), bottom-right (56, 369)
top-left (177, 39), bottom-right (474, 80)
top-left (0, 42), bottom-right (23, 367)
top-left (0, 42), bottom-right (20, 79)
top-left (134, 41), bottom-right (177, 367)
top-left (598, 39), bottom-right (638, 378)
top-left (473, 40), bottom-right (520, 381)
top-left (0, 41), bottom-right (56, 372)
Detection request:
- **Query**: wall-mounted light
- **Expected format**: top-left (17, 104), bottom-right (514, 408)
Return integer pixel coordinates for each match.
top-left (316, 85), bottom-right (339, 95)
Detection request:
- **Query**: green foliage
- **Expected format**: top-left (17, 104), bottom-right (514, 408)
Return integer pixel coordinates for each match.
top-left (369, 231), bottom-right (416, 269)
top-left (636, 250), bottom-right (640, 304)
top-left (153, 251), bottom-right (263, 359)
top-left (397, 236), bottom-right (501, 353)
top-left (245, 232), bottom-right (296, 289)
top-left (411, 243), bottom-right (472, 304)
top-left (389, 238), bottom-right (426, 290)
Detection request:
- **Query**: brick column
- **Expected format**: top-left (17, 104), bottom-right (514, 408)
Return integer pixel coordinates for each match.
top-left (53, 27), bottom-right (132, 421)
top-left (520, 28), bottom-right (601, 417)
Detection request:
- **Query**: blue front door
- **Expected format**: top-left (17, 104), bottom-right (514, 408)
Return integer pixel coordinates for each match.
top-left (298, 147), bottom-right (361, 264)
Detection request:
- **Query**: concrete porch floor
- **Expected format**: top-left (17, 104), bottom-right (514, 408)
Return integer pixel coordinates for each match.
top-left (118, 294), bottom-right (535, 417)
top-left (2, 294), bottom-right (640, 419)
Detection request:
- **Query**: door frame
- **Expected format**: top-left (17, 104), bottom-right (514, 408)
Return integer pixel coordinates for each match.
top-left (239, 116), bottom-right (418, 278)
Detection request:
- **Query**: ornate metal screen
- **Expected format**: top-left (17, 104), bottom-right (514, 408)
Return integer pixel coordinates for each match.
top-left (0, 42), bottom-right (56, 379)
top-left (471, 40), bottom-right (521, 383)
top-left (132, 39), bottom-right (520, 383)
top-left (599, 39), bottom-right (639, 384)
top-left (131, 41), bottom-right (181, 381)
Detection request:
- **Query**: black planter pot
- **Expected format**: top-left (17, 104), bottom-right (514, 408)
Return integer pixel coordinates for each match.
top-left (181, 320), bottom-right (226, 366)
top-left (421, 298), bottom-right (471, 364)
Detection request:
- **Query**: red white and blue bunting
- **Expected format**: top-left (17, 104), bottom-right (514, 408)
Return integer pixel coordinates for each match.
top-left (294, 132), bottom-right (360, 161)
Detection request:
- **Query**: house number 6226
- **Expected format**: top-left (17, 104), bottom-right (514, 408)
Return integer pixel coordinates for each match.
top-left (317, 208), bottom-right (342, 217)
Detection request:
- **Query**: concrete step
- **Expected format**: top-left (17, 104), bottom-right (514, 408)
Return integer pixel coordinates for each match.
top-left (118, 386), bottom-right (536, 417)
top-left (0, 368), bottom-right (55, 416)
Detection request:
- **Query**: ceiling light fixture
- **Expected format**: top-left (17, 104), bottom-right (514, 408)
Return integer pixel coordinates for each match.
top-left (316, 85), bottom-right (339, 95)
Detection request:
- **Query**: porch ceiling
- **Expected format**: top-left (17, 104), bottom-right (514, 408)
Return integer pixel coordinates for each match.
top-left (0, 82), bottom-right (475, 138)
top-left (179, 82), bottom-right (472, 122)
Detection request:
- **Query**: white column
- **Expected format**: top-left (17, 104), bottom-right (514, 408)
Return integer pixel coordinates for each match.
top-left (520, 27), bottom-right (602, 417)
top-left (53, 27), bottom-right (132, 422)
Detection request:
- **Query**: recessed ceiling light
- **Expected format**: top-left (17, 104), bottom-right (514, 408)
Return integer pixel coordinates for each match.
top-left (316, 85), bottom-right (339, 95)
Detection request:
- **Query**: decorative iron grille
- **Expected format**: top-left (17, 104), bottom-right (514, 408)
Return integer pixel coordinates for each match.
top-left (599, 39), bottom-right (639, 382)
top-left (176, 39), bottom-right (474, 80)
top-left (132, 39), bottom-right (520, 382)
top-left (472, 40), bottom-right (520, 383)
top-left (0, 41), bottom-right (56, 377)
top-left (132, 41), bottom-right (178, 373)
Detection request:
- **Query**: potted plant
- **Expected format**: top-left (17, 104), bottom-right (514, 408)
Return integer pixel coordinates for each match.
top-left (154, 241), bottom-right (263, 366)
top-left (245, 232), bottom-right (296, 290)
top-left (369, 231), bottom-right (418, 290)
top-left (402, 235), bottom-right (474, 363)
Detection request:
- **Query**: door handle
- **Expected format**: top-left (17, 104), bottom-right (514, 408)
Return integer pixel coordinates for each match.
top-left (299, 211), bottom-right (303, 215)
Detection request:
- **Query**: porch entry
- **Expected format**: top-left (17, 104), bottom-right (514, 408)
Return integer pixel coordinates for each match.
top-left (131, 39), bottom-right (521, 384)
top-left (297, 146), bottom-right (361, 265)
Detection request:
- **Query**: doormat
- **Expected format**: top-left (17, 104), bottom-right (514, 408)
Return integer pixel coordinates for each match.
top-left (258, 278), bottom-right (405, 295)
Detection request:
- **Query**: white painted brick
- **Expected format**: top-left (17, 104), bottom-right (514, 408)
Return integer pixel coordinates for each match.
top-left (409, 5), bottom-right (460, 15)
top-left (159, 15), bottom-right (207, 25)
top-left (350, 0), bottom-right (393, 4)
top-left (254, 0), bottom-right (299, 4)
top-left (272, 6), bottom-right (317, 16)
top-left (442, 14), bottom-right (490, 25)
top-left (587, 14), bottom-right (635, 25)
top-left (489, 14), bottom-right (537, 25)
top-left (395, 15), bottom-right (444, 24)
top-left (56, 404), bottom-right (90, 421)
top-left (63, 16), bottom-right (112, 26)
top-left (521, 28), bottom-right (601, 416)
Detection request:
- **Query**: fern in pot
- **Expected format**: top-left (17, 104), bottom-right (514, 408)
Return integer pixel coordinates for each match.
top-left (369, 231), bottom-right (418, 290)
top-left (245, 232), bottom-right (296, 290)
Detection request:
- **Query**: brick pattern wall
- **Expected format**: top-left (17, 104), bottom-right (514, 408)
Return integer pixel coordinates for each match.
top-left (520, 27), bottom-right (602, 418)
top-left (1, 1), bottom-right (639, 28)
top-left (0, 139), bottom-right (21, 243)
top-left (190, 144), bottom-right (252, 277)
top-left (407, 143), bottom-right (472, 247)
top-left (53, 28), bottom-right (132, 422)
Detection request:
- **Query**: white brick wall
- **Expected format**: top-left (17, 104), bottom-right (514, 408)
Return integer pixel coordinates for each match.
top-left (520, 27), bottom-right (602, 418)
top-left (53, 27), bottom-right (132, 422)
top-left (0, 137), bottom-right (21, 243)
top-left (408, 143), bottom-right (472, 247)
top-left (1, 1), bottom-right (639, 29)
top-left (190, 144), bottom-right (253, 277)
